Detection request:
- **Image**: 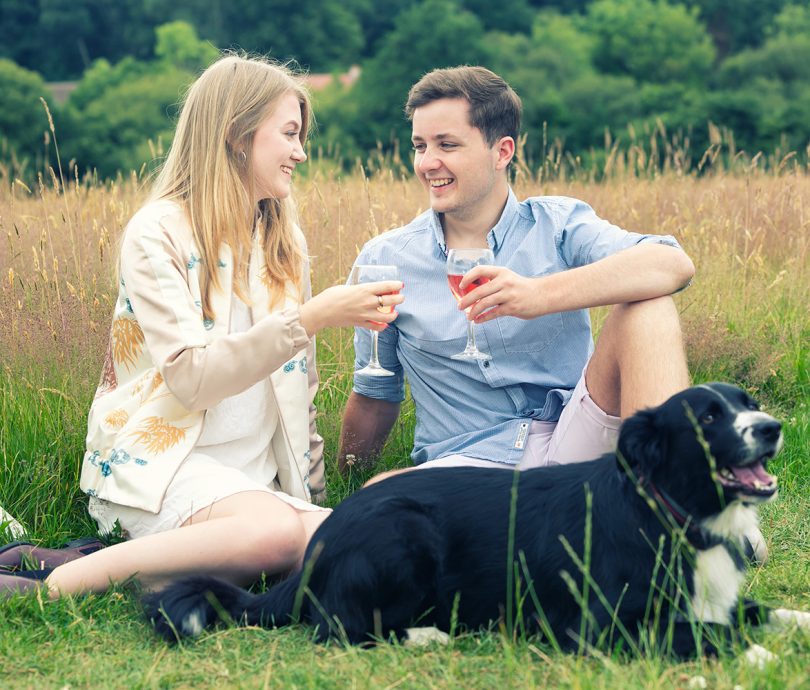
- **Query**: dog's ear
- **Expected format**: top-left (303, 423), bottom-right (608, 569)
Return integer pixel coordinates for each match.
top-left (616, 408), bottom-right (666, 477)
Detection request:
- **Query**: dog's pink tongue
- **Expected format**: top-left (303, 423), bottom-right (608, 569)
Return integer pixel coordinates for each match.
top-left (731, 462), bottom-right (775, 486)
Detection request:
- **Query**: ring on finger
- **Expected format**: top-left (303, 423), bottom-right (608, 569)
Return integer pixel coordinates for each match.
top-left (377, 295), bottom-right (384, 308)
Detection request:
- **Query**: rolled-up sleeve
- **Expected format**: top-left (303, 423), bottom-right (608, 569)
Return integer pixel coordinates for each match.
top-left (555, 199), bottom-right (681, 268)
top-left (348, 247), bottom-right (405, 403)
top-left (121, 212), bottom-right (310, 412)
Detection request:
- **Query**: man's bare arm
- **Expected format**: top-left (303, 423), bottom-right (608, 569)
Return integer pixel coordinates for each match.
top-left (339, 392), bottom-right (401, 474)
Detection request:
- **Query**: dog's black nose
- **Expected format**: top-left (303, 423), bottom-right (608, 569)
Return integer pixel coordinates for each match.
top-left (754, 420), bottom-right (782, 443)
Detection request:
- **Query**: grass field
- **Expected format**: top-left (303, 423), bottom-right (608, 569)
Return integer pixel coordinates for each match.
top-left (0, 162), bottom-right (808, 688)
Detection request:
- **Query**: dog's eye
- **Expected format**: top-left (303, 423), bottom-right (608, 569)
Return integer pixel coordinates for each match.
top-left (747, 400), bottom-right (759, 411)
top-left (701, 413), bottom-right (715, 424)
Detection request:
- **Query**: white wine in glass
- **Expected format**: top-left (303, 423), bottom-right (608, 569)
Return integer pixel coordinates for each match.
top-left (349, 264), bottom-right (400, 377)
top-left (446, 248), bottom-right (494, 361)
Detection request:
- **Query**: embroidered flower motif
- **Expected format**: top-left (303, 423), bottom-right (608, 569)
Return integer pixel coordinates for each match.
top-left (187, 254), bottom-right (201, 270)
top-left (109, 448), bottom-right (131, 465)
top-left (217, 259), bottom-right (227, 268)
top-left (124, 298), bottom-right (134, 314)
top-left (111, 317), bottom-right (145, 371)
top-left (283, 361), bottom-right (296, 373)
top-left (128, 416), bottom-right (186, 454)
top-left (104, 409), bottom-right (129, 430)
top-left (299, 356), bottom-right (308, 374)
top-left (148, 371), bottom-right (164, 397)
top-left (203, 318), bottom-right (215, 330)
top-left (86, 447), bottom-right (148, 477)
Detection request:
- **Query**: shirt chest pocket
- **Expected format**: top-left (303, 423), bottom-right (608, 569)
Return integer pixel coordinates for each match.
top-left (496, 312), bottom-right (564, 353)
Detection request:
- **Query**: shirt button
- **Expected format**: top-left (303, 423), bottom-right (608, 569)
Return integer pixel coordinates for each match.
top-left (483, 361), bottom-right (490, 368)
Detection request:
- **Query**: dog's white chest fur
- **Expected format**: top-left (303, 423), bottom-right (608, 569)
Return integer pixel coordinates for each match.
top-left (691, 503), bottom-right (754, 623)
top-left (692, 546), bottom-right (745, 623)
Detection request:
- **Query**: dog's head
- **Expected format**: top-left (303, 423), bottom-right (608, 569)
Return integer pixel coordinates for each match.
top-left (617, 383), bottom-right (781, 518)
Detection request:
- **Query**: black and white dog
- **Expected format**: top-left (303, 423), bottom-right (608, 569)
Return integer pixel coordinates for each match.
top-left (146, 383), bottom-right (809, 656)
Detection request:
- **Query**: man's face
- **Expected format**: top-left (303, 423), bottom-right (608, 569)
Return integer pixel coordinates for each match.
top-left (411, 98), bottom-right (502, 221)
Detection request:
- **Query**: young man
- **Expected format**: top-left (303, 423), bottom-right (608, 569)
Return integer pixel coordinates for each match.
top-left (339, 66), bottom-right (695, 479)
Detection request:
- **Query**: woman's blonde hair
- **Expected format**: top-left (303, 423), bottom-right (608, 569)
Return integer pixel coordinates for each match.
top-left (151, 53), bottom-right (312, 319)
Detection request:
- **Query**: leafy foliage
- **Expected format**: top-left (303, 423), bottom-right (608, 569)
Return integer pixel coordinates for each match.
top-left (0, 59), bottom-right (51, 164)
top-left (585, 0), bottom-right (716, 85)
top-left (319, 0), bottom-right (489, 155)
top-left (0, 0), bottom-right (808, 177)
top-left (58, 21), bottom-right (216, 178)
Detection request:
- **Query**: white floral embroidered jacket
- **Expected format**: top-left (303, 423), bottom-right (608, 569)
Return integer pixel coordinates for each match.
top-left (80, 200), bottom-right (324, 513)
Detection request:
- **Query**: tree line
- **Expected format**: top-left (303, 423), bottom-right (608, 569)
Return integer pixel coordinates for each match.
top-left (1, 0), bottom-right (809, 180)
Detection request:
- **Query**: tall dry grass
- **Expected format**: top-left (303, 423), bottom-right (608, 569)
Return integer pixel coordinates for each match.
top-left (0, 161), bottom-right (808, 689)
top-left (1, 166), bottom-right (808, 410)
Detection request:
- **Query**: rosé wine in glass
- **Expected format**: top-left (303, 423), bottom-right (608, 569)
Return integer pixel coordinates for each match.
top-left (447, 274), bottom-right (491, 305)
top-left (446, 248), bottom-right (494, 361)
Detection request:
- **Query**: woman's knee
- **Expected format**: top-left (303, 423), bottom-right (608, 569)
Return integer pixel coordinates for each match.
top-left (213, 494), bottom-right (307, 571)
top-left (240, 509), bottom-right (307, 571)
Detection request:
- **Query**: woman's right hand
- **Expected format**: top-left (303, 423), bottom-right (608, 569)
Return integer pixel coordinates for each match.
top-left (299, 281), bottom-right (404, 336)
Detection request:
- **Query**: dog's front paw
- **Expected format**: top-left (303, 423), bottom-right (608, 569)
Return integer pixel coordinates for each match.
top-left (743, 525), bottom-right (768, 565)
top-left (404, 627), bottom-right (450, 647)
top-left (766, 608), bottom-right (810, 633)
top-left (743, 644), bottom-right (778, 669)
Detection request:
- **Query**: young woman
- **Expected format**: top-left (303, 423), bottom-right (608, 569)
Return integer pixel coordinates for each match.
top-left (0, 54), bottom-right (403, 597)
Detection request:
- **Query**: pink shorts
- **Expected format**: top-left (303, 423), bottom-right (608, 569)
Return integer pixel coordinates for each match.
top-left (419, 367), bottom-right (621, 471)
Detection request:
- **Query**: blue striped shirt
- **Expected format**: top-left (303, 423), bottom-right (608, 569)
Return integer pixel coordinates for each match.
top-left (352, 190), bottom-right (681, 465)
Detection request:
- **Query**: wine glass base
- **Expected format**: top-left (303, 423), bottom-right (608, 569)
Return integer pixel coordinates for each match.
top-left (450, 350), bottom-right (492, 361)
top-left (356, 364), bottom-right (396, 377)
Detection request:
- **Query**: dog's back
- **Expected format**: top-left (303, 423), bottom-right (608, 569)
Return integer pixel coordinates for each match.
top-left (148, 460), bottom-right (674, 647)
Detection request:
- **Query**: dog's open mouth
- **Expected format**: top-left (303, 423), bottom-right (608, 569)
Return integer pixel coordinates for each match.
top-left (717, 459), bottom-right (778, 496)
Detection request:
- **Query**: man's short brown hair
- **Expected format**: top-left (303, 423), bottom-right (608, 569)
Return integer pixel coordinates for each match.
top-left (405, 66), bottom-right (522, 146)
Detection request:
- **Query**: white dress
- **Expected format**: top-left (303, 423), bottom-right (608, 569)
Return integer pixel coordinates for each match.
top-left (89, 296), bottom-right (325, 539)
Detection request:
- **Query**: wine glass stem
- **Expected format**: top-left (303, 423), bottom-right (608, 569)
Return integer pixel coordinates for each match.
top-left (369, 330), bottom-right (382, 367)
top-left (466, 320), bottom-right (478, 353)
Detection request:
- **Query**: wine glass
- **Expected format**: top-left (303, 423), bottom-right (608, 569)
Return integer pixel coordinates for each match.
top-left (349, 264), bottom-right (400, 377)
top-left (446, 248), bottom-right (494, 361)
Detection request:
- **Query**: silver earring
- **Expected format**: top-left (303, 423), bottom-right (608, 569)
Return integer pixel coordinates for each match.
top-left (239, 151), bottom-right (247, 163)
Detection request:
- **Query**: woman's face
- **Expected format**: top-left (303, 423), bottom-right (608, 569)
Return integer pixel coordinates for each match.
top-left (250, 92), bottom-right (307, 202)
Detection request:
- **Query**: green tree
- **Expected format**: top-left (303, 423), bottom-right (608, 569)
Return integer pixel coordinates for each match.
top-left (767, 2), bottom-right (810, 38)
top-left (59, 22), bottom-right (213, 177)
top-left (683, 0), bottom-right (790, 57)
top-left (154, 21), bottom-right (218, 72)
top-left (188, 0), bottom-right (365, 71)
top-left (64, 67), bottom-right (190, 178)
top-left (341, 0), bottom-right (489, 154)
top-left (585, 0), bottom-right (716, 85)
top-left (461, 0), bottom-right (533, 33)
top-left (486, 11), bottom-right (597, 156)
top-left (64, 57), bottom-right (154, 112)
top-left (0, 1), bottom-right (40, 73)
top-left (0, 0), bottom-right (157, 80)
top-left (0, 59), bottom-right (51, 163)
top-left (709, 4), bottom-right (810, 153)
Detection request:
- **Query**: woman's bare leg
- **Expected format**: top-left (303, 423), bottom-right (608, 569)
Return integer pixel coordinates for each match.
top-left (45, 491), bottom-right (330, 598)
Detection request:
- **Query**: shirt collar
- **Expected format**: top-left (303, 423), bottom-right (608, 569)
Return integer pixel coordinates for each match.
top-left (428, 187), bottom-right (520, 259)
